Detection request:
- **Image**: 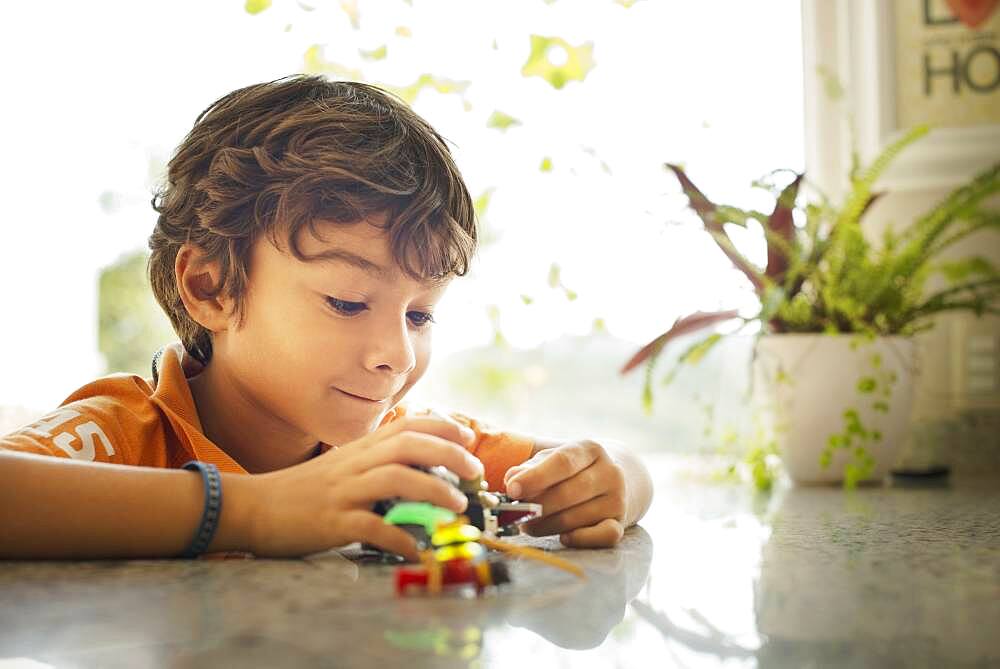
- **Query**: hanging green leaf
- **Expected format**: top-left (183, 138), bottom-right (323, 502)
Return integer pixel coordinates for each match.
top-left (302, 45), bottom-right (363, 80)
top-left (937, 256), bottom-right (997, 282)
top-left (473, 188), bottom-right (501, 247)
top-left (245, 0), bottom-right (271, 15)
top-left (857, 377), bottom-right (877, 393)
top-left (641, 359), bottom-right (655, 415)
top-left (521, 35), bottom-right (595, 89)
top-left (679, 333), bottom-right (723, 365)
top-left (474, 188), bottom-right (494, 220)
top-left (486, 305), bottom-right (509, 349)
top-left (816, 65), bottom-right (844, 101)
top-left (340, 0), bottom-right (360, 29)
top-left (359, 45), bottom-right (387, 61)
top-left (486, 111), bottom-right (521, 131)
top-left (390, 74), bottom-right (470, 105)
top-left (548, 263), bottom-right (561, 288)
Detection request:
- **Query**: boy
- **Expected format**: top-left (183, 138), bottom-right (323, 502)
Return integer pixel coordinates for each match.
top-left (0, 75), bottom-right (652, 562)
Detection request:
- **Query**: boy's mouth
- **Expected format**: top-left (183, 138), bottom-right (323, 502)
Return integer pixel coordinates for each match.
top-left (335, 387), bottom-right (390, 404)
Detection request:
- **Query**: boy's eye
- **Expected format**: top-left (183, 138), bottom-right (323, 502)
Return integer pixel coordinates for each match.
top-left (326, 297), bottom-right (366, 315)
top-left (325, 297), bottom-right (436, 328)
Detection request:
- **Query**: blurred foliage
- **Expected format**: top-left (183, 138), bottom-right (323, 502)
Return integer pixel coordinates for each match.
top-left (702, 400), bottom-right (780, 491)
top-left (547, 262), bottom-right (577, 301)
top-left (486, 110), bottom-right (522, 132)
top-left (521, 35), bottom-right (595, 89)
top-left (359, 44), bottom-right (387, 61)
top-left (447, 360), bottom-right (524, 407)
top-left (245, 0), bottom-right (271, 16)
top-left (473, 188), bottom-right (502, 247)
top-left (390, 73), bottom-right (471, 106)
top-left (302, 44), bottom-right (364, 81)
top-left (98, 250), bottom-right (176, 376)
top-left (340, 0), bottom-right (361, 29)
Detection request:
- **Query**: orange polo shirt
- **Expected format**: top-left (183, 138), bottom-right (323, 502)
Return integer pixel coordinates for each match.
top-left (0, 343), bottom-right (534, 558)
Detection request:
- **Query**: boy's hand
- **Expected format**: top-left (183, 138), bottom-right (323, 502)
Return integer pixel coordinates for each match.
top-left (502, 440), bottom-right (628, 549)
top-left (242, 416), bottom-right (483, 561)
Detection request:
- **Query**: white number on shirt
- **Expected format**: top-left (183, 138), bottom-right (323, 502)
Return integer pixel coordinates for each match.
top-left (25, 410), bottom-right (116, 461)
top-left (53, 421), bottom-right (116, 461)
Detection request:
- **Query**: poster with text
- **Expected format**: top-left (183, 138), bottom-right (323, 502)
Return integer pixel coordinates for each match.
top-left (895, 0), bottom-right (1000, 128)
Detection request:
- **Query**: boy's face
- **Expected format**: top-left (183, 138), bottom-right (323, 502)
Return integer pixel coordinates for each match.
top-left (213, 218), bottom-right (451, 448)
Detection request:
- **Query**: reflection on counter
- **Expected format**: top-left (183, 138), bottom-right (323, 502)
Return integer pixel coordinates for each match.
top-left (755, 481), bottom-right (1000, 667)
top-left (1, 454), bottom-right (997, 668)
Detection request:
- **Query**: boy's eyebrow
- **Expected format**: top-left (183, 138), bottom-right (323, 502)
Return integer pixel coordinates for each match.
top-left (306, 248), bottom-right (451, 289)
top-left (308, 248), bottom-right (388, 279)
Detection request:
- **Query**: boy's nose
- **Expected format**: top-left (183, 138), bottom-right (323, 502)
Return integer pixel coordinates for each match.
top-left (364, 315), bottom-right (417, 375)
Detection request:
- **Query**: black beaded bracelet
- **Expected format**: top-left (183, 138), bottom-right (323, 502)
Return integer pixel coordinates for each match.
top-left (180, 461), bottom-right (222, 558)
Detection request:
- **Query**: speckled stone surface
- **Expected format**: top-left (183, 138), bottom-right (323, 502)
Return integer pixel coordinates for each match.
top-left (1, 454), bottom-right (998, 668)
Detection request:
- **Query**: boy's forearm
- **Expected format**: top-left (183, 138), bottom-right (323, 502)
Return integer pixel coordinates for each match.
top-left (0, 451), bottom-right (256, 559)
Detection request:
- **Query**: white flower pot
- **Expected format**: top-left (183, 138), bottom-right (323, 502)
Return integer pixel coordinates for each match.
top-left (752, 334), bottom-right (917, 485)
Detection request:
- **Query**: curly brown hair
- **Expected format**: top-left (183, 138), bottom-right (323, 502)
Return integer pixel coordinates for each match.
top-left (148, 74), bottom-right (477, 364)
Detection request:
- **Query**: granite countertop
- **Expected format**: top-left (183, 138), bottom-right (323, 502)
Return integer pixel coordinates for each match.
top-left (1, 453), bottom-right (998, 668)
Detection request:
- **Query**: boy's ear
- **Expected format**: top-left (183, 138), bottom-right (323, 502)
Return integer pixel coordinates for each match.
top-left (175, 243), bottom-right (233, 333)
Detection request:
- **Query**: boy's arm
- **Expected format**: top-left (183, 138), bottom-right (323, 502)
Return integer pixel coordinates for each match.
top-left (0, 451), bottom-right (256, 559)
top-left (2, 416), bottom-right (490, 561)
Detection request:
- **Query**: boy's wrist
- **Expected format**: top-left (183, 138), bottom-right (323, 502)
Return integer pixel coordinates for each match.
top-left (606, 448), bottom-right (651, 529)
top-left (207, 472), bottom-right (261, 554)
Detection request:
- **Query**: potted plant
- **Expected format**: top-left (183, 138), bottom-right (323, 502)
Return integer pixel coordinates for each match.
top-left (621, 125), bottom-right (1000, 488)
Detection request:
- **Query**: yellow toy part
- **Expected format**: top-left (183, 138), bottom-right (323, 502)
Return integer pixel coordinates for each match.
top-left (431, 524), bottom-right (482, 548)
top-left (434, 541), bottom-right (485, 563)
top-left (474, 560), bottom-right (493, 587)
top-left (420, 549), bottom-right (443, 595)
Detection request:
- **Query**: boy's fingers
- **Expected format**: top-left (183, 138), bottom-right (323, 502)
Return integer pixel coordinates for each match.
top-left (348, 511), bottom-right (420, 562)
top-left (502, 463), bottom-right (531, 486)
top-left (351, 431), bottom-right (483, 480)
top-left (524, 462), bottom-right (607, 517)
top-left (354, 416), bottom-right (477, 452)
top-left (348, 464), bottom-right (470, 513)
top-left (559, 518), bottom-right (625, 549)
top-left (411, 408), bottom-right (471, 437)
top-left (522, 494), bottom-right (619, 538)
top-left (506, 444), bottom-right (600, 500)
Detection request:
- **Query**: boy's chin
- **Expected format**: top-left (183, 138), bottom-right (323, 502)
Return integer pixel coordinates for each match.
top-left (315, 415), bottom-right (387, 447)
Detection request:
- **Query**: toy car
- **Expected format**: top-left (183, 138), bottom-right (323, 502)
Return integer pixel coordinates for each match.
top-left (368, 467), bottom-right (584, 596)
